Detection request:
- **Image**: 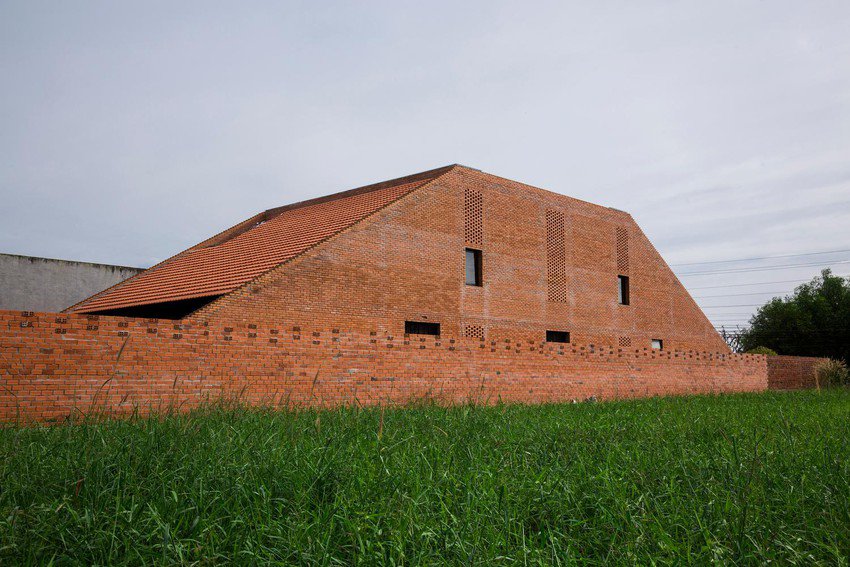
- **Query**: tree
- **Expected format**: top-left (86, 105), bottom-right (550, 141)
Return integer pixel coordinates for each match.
top-left (739, 269), bottom-right (850, 362)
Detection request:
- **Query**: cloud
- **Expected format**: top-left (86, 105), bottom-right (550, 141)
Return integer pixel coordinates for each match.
top-left (1, 0), bottom-right (849, 322)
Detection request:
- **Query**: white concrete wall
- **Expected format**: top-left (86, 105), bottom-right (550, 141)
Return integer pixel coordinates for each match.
top-left (0, 254), bottom-right (143, 312)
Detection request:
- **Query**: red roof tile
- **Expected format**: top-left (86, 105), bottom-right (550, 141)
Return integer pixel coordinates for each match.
top-left (69, 167), bottom-right (451, 314)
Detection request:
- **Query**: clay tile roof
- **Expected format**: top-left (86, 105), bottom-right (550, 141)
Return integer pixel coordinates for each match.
top-left (69, 166), bottom-right (453, 314)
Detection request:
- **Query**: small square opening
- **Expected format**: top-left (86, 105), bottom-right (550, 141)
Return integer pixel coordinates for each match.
top-left (405, 321), bottom-right (440, 336)
top-left (546, 330), bottom-right (570, 343)
top-left (651, 339), bottom-right (663, 350)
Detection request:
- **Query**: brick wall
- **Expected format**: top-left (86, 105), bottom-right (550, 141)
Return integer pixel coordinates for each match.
top-left (1, 310), bottom-right (767, 423)
top-left (194, 167), bottom-right (729, 354)
top-left (766, 355), bottom-right (826, 390)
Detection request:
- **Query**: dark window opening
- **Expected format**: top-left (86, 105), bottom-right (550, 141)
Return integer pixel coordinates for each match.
top-left (86, 295), bottom-right (220, 320)
top-left (405, 321), bottom-right (440, 336)
top-left (465, 248), bottom-right (483, 286)
top-left (618, 275), bottom-right (630, 305)
top-left (546, 330), bottom-right (570, 343)
top-left (651, 339), bottom-right (663, 350)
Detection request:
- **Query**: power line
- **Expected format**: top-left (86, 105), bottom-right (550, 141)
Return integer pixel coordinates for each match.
top-left (701, 304), bottom-right (766, 308)
top-left (670, 247), bottom-right (850, 267)
top-left (686, 275), bottom-right (849, 290)
top-left (713, 330), bottom-right (850, 337)
top-left (677, 259), bottom-right (850, 277)
top-left (714, 326), bottom-right (850, 330)
top-left (710, 311), bottom-right (753, 317)
top-left (710, 311), bottom-right (754, 315)
top-left (704, 312), bottom-right (761, 315)
top-left (693, 291), bottom-right (790, 299)
top-left (715, 329), bottom-right (848, 340)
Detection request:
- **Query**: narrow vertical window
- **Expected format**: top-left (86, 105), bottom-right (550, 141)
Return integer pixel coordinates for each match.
top-left (618, 275), bottom-right (630, 305)
top-left (465, 248), bottom-right (482, 286)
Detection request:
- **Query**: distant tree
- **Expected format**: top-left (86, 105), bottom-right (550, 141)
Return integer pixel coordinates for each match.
top-left (745, 346), bottom-right (777, 356)
top-left (739, 269), bottom-right (850, 362)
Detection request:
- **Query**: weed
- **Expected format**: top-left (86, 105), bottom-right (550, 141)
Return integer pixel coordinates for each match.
top-left (1, 391), bottom-right (849, 564)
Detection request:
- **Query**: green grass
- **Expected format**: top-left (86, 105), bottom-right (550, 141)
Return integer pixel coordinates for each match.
top-left (2, 391), bottom-right (850, 565)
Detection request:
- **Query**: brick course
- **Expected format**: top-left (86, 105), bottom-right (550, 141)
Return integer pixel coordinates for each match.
top-left (192, 166), bottom-right (729, 353)
top-left (766, 355), bottom-right (826, 390)
top-left (1, 310), bottom-right (768, 423)
top-left (3, 165), bottom-right (807, 422)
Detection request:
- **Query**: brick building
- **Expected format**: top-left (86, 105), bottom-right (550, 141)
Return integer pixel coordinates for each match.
top-left (68, 164), bottom-right (727, 353)
top-left (5, 165), bottom-right (825, 422)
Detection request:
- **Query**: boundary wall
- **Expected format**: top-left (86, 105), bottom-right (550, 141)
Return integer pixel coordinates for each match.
top-left (766, 355), bottom-right (826, 390)
top-left (1, 310), bottom-right (770, 422)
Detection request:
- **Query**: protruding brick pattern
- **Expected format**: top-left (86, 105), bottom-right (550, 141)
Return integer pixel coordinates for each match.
top-left (1, 310), bottom-right (770, 423)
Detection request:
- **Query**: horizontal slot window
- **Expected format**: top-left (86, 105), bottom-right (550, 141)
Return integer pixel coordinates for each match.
top-left (546, 330), bottom-right (570, 343)
top-left (405, 321), bottom-right (440, 336)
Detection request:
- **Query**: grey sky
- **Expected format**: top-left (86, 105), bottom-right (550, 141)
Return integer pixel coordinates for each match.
top-left (2, 1), bottom-right (849, 327)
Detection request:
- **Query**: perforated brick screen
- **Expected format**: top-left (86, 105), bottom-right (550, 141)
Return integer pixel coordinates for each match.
top-left (616, 226), bottom-right (629, 273)
top-left (546, 209), bottom-right (567, 303)
top-left (464, 189), bottom-right (483, 245)
top-left (463, 325), bottom-right (485, 340)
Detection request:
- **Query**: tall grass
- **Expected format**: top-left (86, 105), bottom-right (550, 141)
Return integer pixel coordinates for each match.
top-left (1, 391), bottom-right (849, 565)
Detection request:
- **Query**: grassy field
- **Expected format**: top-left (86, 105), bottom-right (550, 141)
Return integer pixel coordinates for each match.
top-left (1, 391), bottom-right (849, 565)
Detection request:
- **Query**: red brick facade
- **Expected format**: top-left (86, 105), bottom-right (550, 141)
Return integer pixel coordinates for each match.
top-left (190, 166), bottom-right (728, 353)
top-left (1, 165), bottom-right (796, 422)
top-left (1, 310), bottom-right (767, 423)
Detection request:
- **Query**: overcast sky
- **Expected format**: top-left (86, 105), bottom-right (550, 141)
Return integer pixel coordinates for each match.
top-left (2, 1), bottom-right (849, 327)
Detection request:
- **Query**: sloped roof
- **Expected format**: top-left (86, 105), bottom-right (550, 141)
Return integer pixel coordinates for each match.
top-left (69, 166), bottom-right (453, 314)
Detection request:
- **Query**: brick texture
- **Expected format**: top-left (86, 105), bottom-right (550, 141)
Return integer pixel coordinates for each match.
top-left (766, 355), bottom-right (827, 390)
top-left (68, 171), bottom-right (442, 313)
top-left (194, 166), bottom-right (728, 353)
top-left (2, 166), bottom-right (786, 423)
top-left (1, 310), bottom-right (768, 423)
